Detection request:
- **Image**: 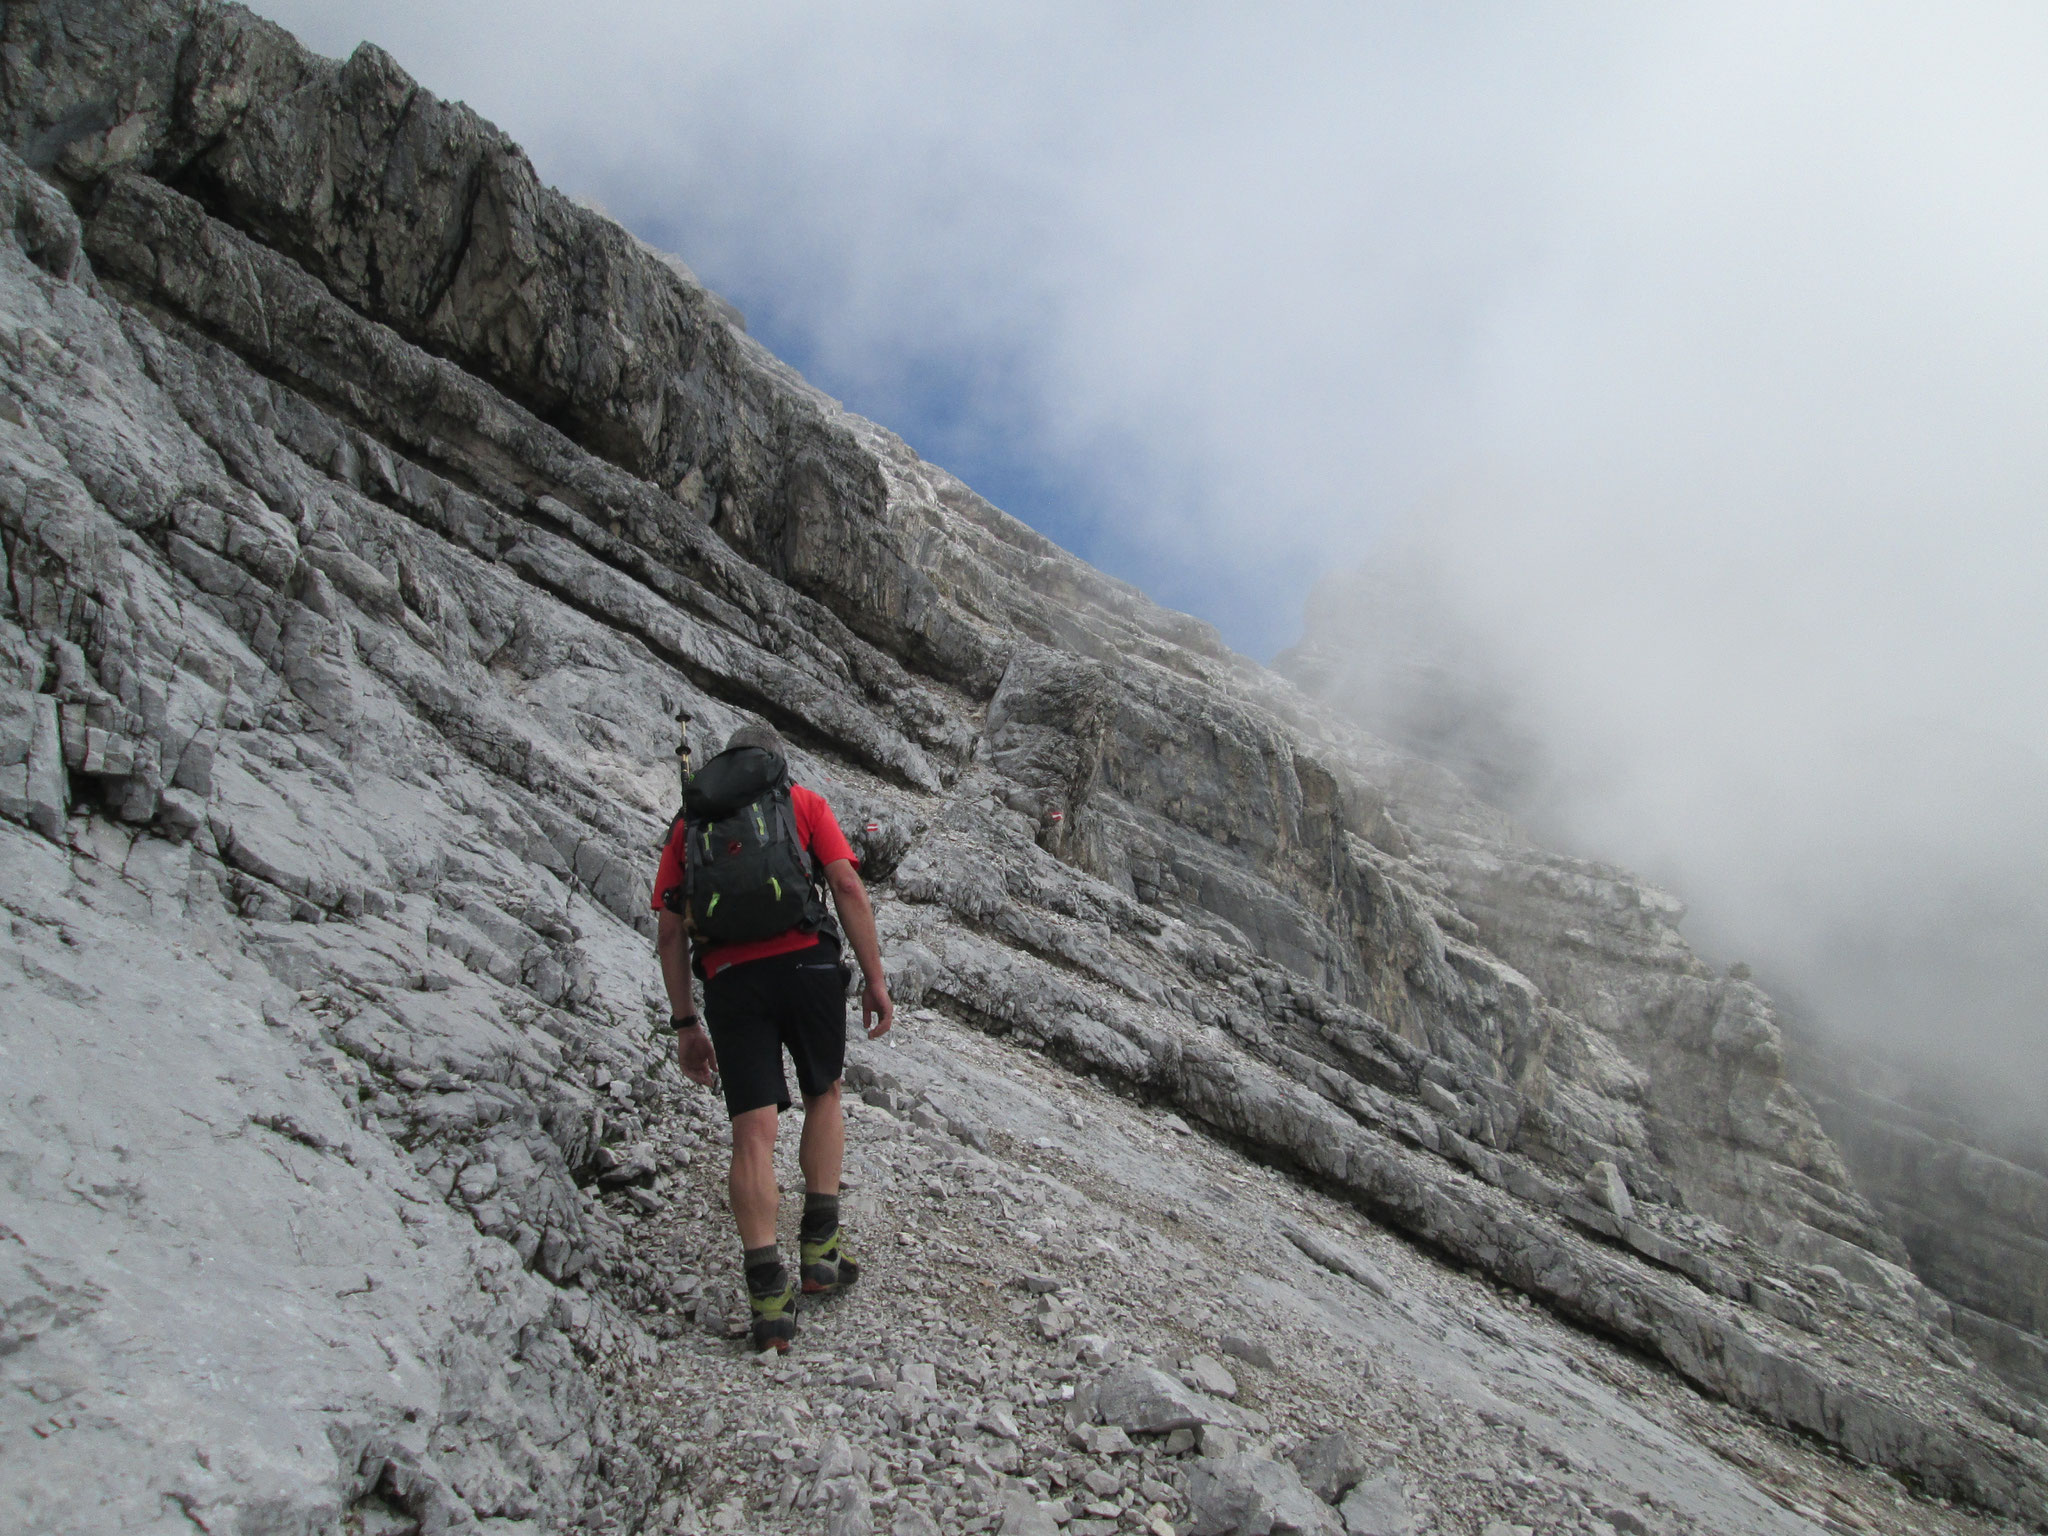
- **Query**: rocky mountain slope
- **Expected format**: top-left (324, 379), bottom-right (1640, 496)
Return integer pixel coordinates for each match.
top-left (1, 4), bottom-right (2043, 1533)
top-left (1787, 1039), bottom-right (2048, 1410)
top-left (1282, 553), bottom-right (2048, 1423)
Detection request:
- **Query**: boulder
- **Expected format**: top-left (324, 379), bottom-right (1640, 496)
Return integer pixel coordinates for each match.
top-left (1585, 1161), bottom-right (1635, 1222)
top-left (1186, 1353), bottom-right (1240, 1398)
top-left (1220, 1334), bottom-right (1277, 1371)
top-left (1337, 1472), bottom-right (1414, 1536)
top-left (822, 1476), bottom-right (873, 1536)
top-left (1096, 1362), bottom-right (1233, 1436)
top-left (1186, 1455), bottom-right (1344, 1536)
top-left (1287, 1431), bottom-right (1369, 1503)
top-left (996, 1486), bottom-right (1061, 1536)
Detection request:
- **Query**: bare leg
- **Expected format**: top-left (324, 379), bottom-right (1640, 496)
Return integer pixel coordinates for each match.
top-left (798, 1080), bottom-right (845, 1196)
top-left (729, 1104), bottom-right (781, 1250)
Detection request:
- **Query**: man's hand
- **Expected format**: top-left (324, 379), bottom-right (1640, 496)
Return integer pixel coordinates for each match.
top-left (862, 974), bottom-right (894, 1040)
top-left (825, 858), bottom-right (894, 1041)
top-left (675, 1025), bottom-right (718, 1086)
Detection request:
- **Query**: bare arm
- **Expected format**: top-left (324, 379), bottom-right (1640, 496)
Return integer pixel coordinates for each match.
top-left (824, 858), bottom-right (893, 1038)
top-left (658, 908), bottom-right (716, 1084)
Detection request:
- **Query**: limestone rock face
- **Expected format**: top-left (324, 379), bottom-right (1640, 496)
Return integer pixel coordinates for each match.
top-left (0, 4), bottom-right (2044, 1532)
top-left (1285, 537), bottom-right (2048, 1425)
top-left (1286, 523), bottom-right (2048, 1428)
top-left (1792, 1038), bottom-right (2048, 1403)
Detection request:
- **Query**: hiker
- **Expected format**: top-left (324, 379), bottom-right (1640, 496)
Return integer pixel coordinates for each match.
top-left (651, 721), bottom-right (894, 1352)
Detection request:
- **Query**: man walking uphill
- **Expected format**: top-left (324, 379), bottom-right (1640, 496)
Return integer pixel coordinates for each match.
top-left (652, 722), bottom-right (894, 1353)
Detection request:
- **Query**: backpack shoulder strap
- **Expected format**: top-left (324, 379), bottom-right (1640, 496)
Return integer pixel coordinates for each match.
top-left (774, 785), bottom-right (815, 879)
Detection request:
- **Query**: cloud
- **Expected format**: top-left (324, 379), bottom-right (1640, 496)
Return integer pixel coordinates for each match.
top-left (249, 2), bottom-right (2048, 1098)
top-left (1287, 6), bottom-right (2048, 1100)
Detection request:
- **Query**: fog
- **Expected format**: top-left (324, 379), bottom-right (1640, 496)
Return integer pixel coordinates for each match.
top-left (248, 2), bottom-right (2048, 1108)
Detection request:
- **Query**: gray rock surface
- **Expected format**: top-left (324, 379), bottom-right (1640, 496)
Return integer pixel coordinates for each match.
top-left (996, 1484), bottom-right (1062, 1535)
top-left (1588, 1160), bottom-right (1637, 1222)
top-left (1338, 1471), bottom-right (1414, 1536)
top-left (1187, 1453), bottom-right (1345, 1536)
top-left (1222, 1334), bottom-right (1278, 1371)
top-left (0, 4), bottom-right (2042, 1534)
top-left (1187, 1353), bottom-right (1240, 1399)
top-left (1288, 1429), bottom-right (1370, 1503)
top-left (1288, 548), bottom-right (2048, 1424)
top-left (1790, 1034), bottom-right (2048, 1403)
top-left (1283, 1221), bottom-right (1396, 1300)
top-left (1094, 1361), bottom-right (1237, 1436)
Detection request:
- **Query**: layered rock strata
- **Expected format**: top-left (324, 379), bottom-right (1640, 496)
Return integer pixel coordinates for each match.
top-left (1284, 556), bottom-right (2048, 1419)
top-left (0, 3), bottom-right (2042, 1530)
top-left (1788, 1040), bottom-right (2048, 1406)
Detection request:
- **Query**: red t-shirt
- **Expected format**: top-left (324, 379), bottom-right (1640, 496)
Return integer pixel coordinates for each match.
top-left (651, 783), bottom-right (858, 978)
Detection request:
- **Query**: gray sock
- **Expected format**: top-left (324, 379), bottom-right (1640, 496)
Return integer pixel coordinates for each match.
top-left (801, 1192), bottom-right (840, 1241)
top-left (744, 1243), bottom-right (783, 1292)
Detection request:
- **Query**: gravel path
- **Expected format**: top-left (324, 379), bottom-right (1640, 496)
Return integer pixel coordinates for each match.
top-left (591, 1005), bottom-right (2026, 1536)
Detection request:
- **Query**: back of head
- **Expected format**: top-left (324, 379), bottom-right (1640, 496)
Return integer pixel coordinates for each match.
top-left (725, 721), bottom-right (786, 759)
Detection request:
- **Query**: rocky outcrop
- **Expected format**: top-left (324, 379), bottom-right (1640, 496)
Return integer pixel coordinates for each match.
top-left (0, 4), bottom-right (2044, 1531)
top-left (1285, 548), bottom-right (2048, 1425)
top-left (1789, 1036), bottom-right (2048, 1404)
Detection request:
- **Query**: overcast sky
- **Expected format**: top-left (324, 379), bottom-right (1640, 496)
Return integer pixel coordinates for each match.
top-left (249, 2), bottom-right (2048, 1104)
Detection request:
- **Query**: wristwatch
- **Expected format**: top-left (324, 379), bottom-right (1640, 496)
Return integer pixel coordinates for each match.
top-left (670, 1014), bottom-right (702, 1033)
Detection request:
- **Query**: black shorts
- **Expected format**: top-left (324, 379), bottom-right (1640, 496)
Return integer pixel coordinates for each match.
top-left (703, 936), bottom-right (849, 1118)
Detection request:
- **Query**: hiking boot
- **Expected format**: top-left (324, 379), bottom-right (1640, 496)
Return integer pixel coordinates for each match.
top-left (747, 1265), bottom-right (798, 1353)
top-left (800, 1224), bottom-right (861, 1296)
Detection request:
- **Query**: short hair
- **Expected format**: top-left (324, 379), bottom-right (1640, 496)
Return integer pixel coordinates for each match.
top-left (725, 721), bottom-right (787, 758)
